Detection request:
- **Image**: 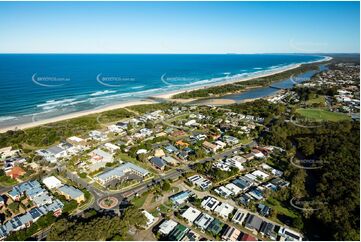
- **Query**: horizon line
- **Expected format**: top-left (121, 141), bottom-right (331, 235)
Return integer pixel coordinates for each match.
top-left (0, 52), bottom-right (359, 55)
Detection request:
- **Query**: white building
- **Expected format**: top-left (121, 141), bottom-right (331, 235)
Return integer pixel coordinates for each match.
top-left (194, 213), bottom-right (214, 231)
top-left (251, 170), bottom-right (269, 181)
top-left (181, 207), bottom-right (201, 224)
top-left (104, 143), bottom-right (120, 153)
top-left (225, 183), bottom-right (242, 196)
top-left (214, 186), bottom-right (233, 198)
top-left (158, 220), bottom-right (178, 235)
top-left (142, 210), bottom-right (157, 228)
top-left (214, 202), bottom-right (234, 219)
top-left (42, 176), bottom-right (62, 190)
top-left (201, 197), bottom-right (220, 211)
top-left (185, 120), bottom-right (198, 127)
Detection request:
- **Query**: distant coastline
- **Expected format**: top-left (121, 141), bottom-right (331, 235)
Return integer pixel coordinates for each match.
top-left (0, 55), bottom-right (332, 133)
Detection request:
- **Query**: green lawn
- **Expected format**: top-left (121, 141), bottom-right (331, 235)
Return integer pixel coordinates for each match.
top-left (305, 95), bottom-right (326, 105)
top-left (265, 197), bottom-right (298, 219)
top-left (296, 108), bottom-right (351, 122)
top-left (132, 193), bottom-right (149, 208)
top-left (151, 204), bottom-right (170, 217)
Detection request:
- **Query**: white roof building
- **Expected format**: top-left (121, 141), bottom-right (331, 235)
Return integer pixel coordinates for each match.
top-left (251, 170), bottom-right (269, 180)
top-left (214, 186), bottom-right (233, 198)
top-left (225, 183), bottom-right (242, 196)
top-left (67, 136), bottom-right (84, 143)
top-left (181, 207), bottom-right (201, 224)
top-left (185, 120), bottom-right (198, 127)
top-left (104, 143), bottom-right (120, 153)
top-left (194, 213), bottom-right (214, 231)
top-left (158, 220), bottom-right (178, 235)
top-left (142, 210), bottom-right (156, 228)
top-left (42, 176), bottom-right (63, 190)
top-left (214, 202), bottom-right (234, 219)
top-left (201, 197), bottom-right (220, 211)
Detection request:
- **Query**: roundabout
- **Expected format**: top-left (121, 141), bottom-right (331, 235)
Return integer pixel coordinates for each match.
top-left (98, 196), bottom-right (119, 210)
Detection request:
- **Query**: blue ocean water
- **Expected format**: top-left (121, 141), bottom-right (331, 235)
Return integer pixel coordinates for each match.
top-left (0, 54), bottom-right (325, 127)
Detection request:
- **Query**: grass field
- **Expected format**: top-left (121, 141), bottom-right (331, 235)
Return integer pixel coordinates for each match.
top-left (296, 108), bottom-right (351, 122)
top-left (305, 95), bottom-right (326, 105)
top-left (132, 193), bottom-right (149, 208)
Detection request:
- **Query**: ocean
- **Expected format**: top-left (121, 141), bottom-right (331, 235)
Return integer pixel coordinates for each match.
top-left (0, 54), bottom-right (326, 128)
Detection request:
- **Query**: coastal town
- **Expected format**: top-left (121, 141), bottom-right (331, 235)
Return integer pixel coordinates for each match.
top-left (0, 59), bottom-right (359, 241)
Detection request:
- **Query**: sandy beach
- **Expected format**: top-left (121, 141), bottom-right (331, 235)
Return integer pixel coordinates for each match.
top-left (0, 56), bottom-right (332, 133)
top-left (153, 63), bottom-right (301, 99)
top-left (154, 56), bottom-right (332, 99)
top-left (0, 100), bottom-right (156, 133)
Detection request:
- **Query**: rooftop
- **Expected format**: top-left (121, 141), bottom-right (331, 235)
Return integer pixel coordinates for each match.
top-left (58, 185), bottom-right (84, 199)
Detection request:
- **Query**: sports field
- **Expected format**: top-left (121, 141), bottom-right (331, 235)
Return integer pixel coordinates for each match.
top-left (296, 108), bottom-right (351, 122)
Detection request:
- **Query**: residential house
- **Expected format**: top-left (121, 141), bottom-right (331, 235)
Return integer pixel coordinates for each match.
top-left (240, 233), bottom-right (257, 241)
top-left (142, 210), bottom-right (157, 229)
top-left (164, 145), bottom-right (179, 154)
top-left (158, 219), bottom-right (178, 236)
top-left (170, 191), bottom-right (193, 206)
top-left (251, 170), bottom-right (269, 181)
top-left (162, 156), bottom-right (178, 166)
top-left (0, 196), bottom-right (4, 207)
top-left (176, 140), bottom-right (189, 148)
top-left (232, 209), bottom-right (248, 225)
top-left (214, 202), bottom-right (234, 219)
top-left (221, 226), bottom-right (241, 241)
top-left (258, 204), bottom-right (271, 217)
top-left (215, 140), bottom-right (227, 150)
top-left (6, 166), bottom-right (25, 179)
top-left (232, 177), bottom-right (253, 191)
top-left (0, 147), bottom-right (19, 160)
top-left (181, 207), bottom-right (201, 224)
top-left (185, 120), bottom-right (197, 127)
top-left (89, 130), bottom-right (107, 141)
top-left (89, 148), bottom-right (113, 164)
top-left (202, 141), bottom-right (218, 153)
top-left (42, 176), bottom-right (62, 190)
top-left (168, 224), bottom-right (189, 241)
top-left (201, 197), bottom-right (220, 211)
top-left (248, 187), bottom-right (265, 200)
top-left (154, 148), bottom-right (166, 157)
top-left (225, 183), bottom-right (242, 196)
top-left (278, 227), bottom-right (303, 241)
top-left (206, 219), bottom-right (224, 236)
top-left (245, 214), bottom-right (264, 233)
top-left (187, 175), bottom-right (212, 190)
top-left (181, 230), bottom-right (200, 241)
top-left (150, 157), bottom-right (166, 170)
top-left (104, 143), bottom-right (120, 153)
top-left (239, 193), bottom-right (253, 207)
top-left (36, 145), bottom-right (67, 163)
top-left (259, 222), bottom-right (278, 240)
top-left (243, 153), bottom-right (255, 161)
top-left (214, 186), bottom-right (233, 198)
top-left (194, 213), bottom-right (214, 231)
top-left (223, 135), bottom-right (239, 146)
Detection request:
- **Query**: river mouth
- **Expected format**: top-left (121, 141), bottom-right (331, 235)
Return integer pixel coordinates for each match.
top-left (215, 65), bottom-right (328, 102)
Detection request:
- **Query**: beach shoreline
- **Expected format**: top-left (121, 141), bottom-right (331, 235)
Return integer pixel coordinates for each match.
top-left (154, 56), bottom-right (332, 99)
top-left (0, 56), bottom-right (332, 133)
top-left (0, 100), bottom-right (156, 133)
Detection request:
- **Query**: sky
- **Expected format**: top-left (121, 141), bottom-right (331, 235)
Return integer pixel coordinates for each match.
top-left (0, 1), bottom-right (359, 54)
